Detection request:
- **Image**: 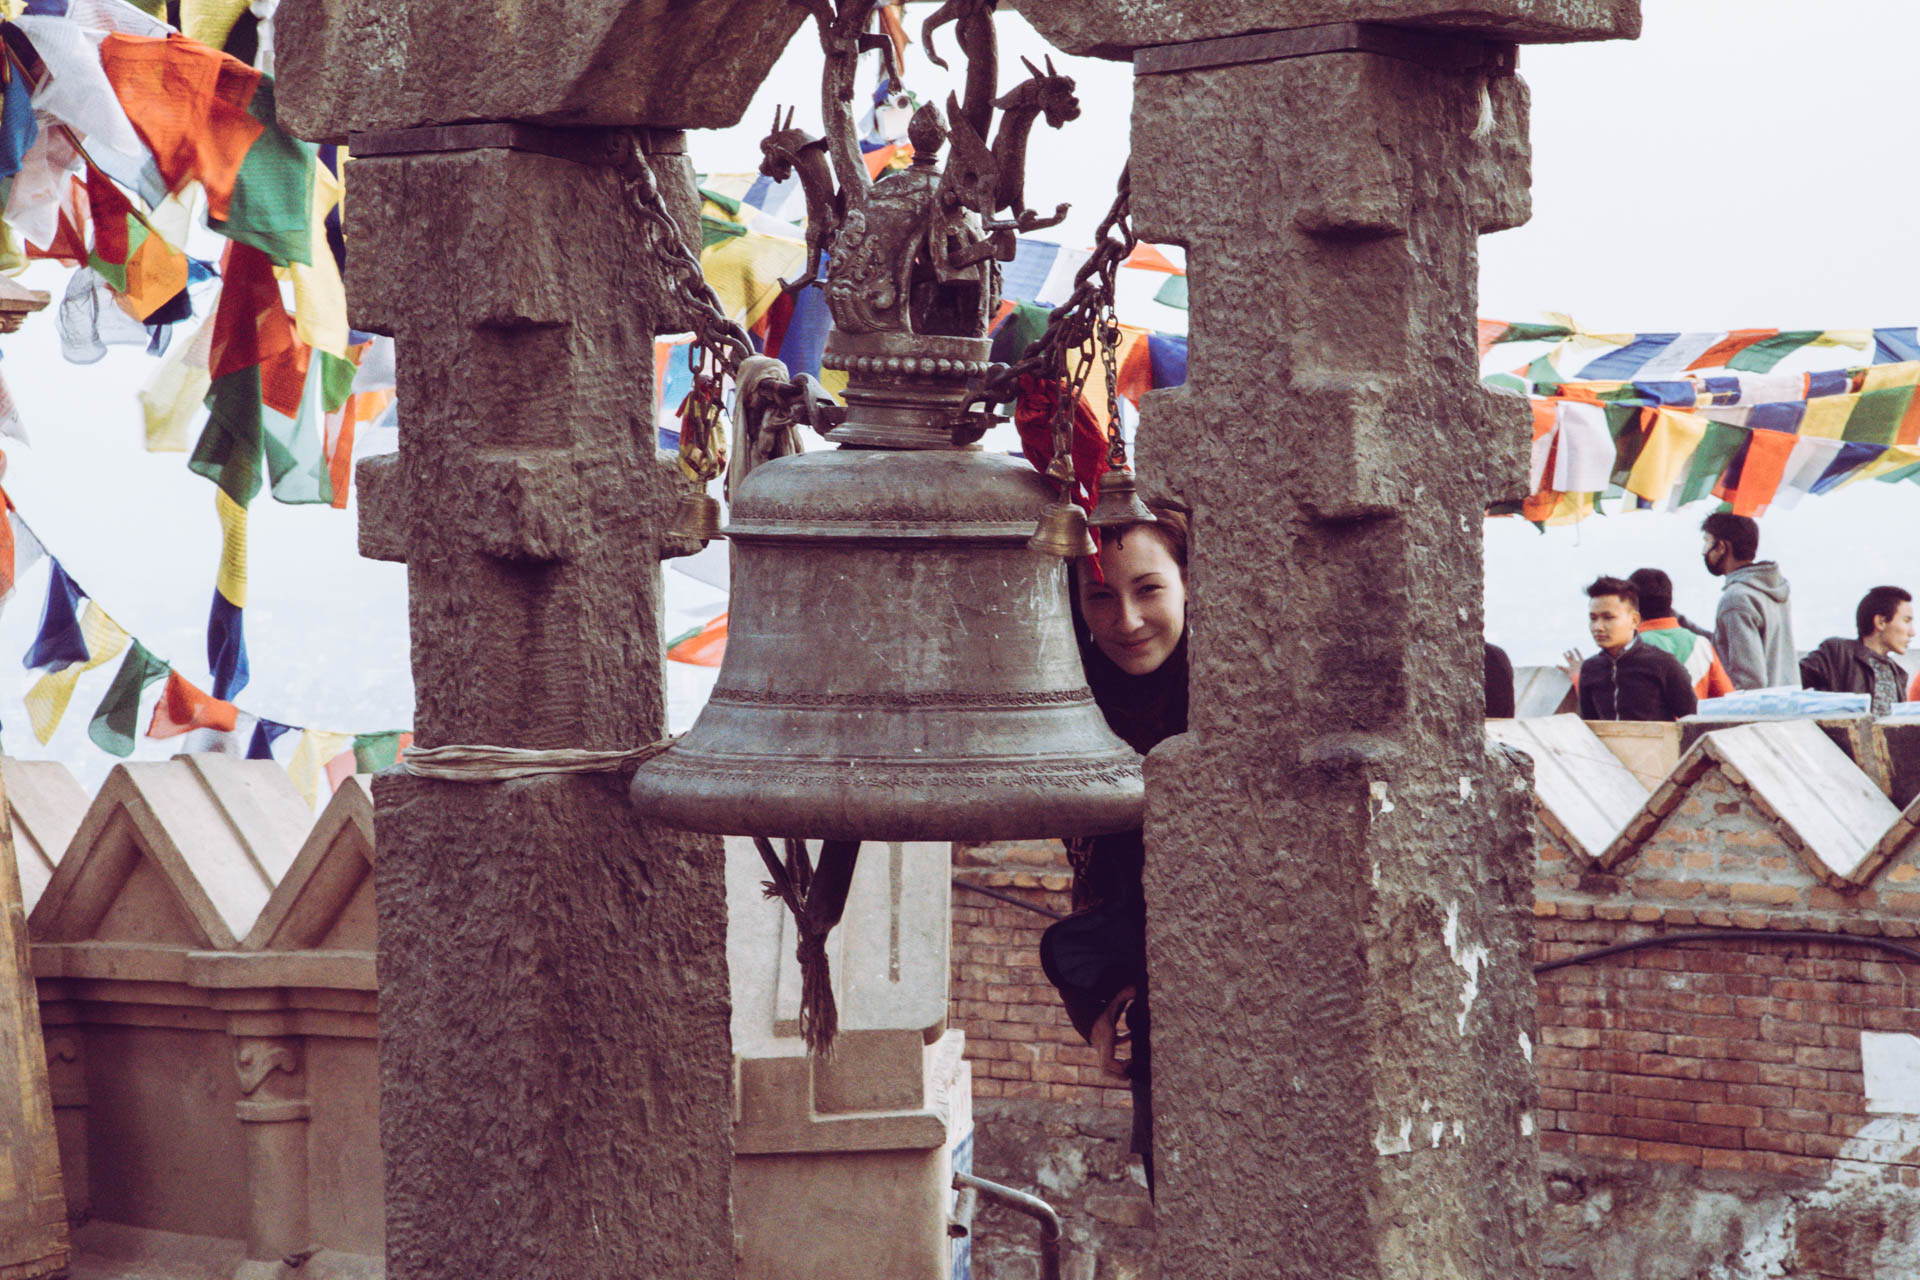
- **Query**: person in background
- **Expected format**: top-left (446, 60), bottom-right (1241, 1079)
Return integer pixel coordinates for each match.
top-left (1629, 568), bottom-right (1734, 701)
top-left (1484, 642), bottom-right (1515, 718)
top-left (1800, 586), bottom-right (1913, 716)
top-left (1576, 576), bottom-right (1697, 722)
top-left (1701, 512), bottom-right (1796, 689)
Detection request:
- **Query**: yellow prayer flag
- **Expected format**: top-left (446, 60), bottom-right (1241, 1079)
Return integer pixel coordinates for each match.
top-left (1862, 364), bottom-right (1920, 394)
top-left (1799, 394), bottom-right (1855, 440)
top-left (215, 489), bottom-right (247, 607)
top-left (1624, 407), bottom-right (1706, 503)
top-left (288, 730), bottom-right (355, 808)
top-left (1835, 443), bottom-right (1920, 489)
top-left (287, 161), bottom-right (349, 357)
top-left (699, 231), bottom-right (808, 329)
top-left (182, 0), bottom-right (250, 50)
top-left (24, 603), bottom-right (129, 744)
top-left (140, 317), bottom-right (215, 452)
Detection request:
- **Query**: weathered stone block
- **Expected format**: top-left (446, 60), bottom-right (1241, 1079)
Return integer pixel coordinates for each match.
top-left (275, 0), bottom-right (807, 138)
top-left (1009, 1), bottom-right (1638, 61)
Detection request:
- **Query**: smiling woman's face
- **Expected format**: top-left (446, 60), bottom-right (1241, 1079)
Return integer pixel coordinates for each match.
top-left (1077, 526), bottom-right (1186, 676)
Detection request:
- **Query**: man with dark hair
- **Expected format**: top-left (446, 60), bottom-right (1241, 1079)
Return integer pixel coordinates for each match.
top-left (1701, 512), bottom-right (1796, 689)
top-left (1800, 586), bottom-right (1914, 715)
top-left (1629, 567), bottom-right (1733, 700)
top-left (1577, 576), bottom-right (1697, 722)
top-left (1484, 642), bottom-right (1515, 718)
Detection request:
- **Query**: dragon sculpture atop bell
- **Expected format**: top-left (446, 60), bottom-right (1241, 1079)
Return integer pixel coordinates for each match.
top-left (629, 0), bottom-right (1139, 845)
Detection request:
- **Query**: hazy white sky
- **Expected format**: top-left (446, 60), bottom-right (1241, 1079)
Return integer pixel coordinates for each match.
top-left (2, 0), bottom-right (1914, 786)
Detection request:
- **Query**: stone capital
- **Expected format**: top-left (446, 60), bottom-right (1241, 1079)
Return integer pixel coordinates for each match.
top-left (1009, 1), bottom-right (1637, 60)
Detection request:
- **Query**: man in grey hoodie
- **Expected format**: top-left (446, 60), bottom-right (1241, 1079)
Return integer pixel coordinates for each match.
top-left (1702, 512), bottom-right (1796, 689)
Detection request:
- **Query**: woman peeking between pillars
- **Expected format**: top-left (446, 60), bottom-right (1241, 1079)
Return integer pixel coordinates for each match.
top-left (1040, 505), bottom-right (1188, 1197)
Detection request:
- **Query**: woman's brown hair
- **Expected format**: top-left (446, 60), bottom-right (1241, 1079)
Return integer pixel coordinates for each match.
top-left (1101, 504), bottom-right (1188, 572)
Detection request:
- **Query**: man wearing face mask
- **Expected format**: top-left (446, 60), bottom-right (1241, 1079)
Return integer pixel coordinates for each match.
top-left (1701, 512), bottom-right (1797, 690)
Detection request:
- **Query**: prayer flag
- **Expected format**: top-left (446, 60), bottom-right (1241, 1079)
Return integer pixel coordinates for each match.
top-left (25, 560), bottom-right (88, 670)
top-left (207, 79), bottom-right (315, 266)
top-left (352, 730), bottom-right (410, 773)
top-left (247, 716), bottom-right (293, 760)
top-left (0, 49), bottom-right (40, 179)
top-left (98, 33), bottom-right (265, 220)
top-left (24, 601), bottom-right (128, 743)
top-left (146, 668), bottom-right (237, 738)
top-left (86, 639), bottom-right (168, 756)
top-left (667, 613), bottom-right (728, 667)
top-left (287, 728), bottom-right (352, 806)
top-left (207, 588), bottom-right (247, 699)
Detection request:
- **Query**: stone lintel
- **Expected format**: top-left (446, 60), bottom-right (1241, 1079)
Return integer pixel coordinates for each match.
top-left (1011, 0), bottom-right (1639, 61)
top-left (274, 0), bottom-right (807, 141)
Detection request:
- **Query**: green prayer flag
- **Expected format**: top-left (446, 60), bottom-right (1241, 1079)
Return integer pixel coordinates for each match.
top-left (88, 218), bottom-right (142, 294)
top-left (192, 366), bottom-right (267, 505)
top-left (1154, 274), bottom-right (1188, 310)
top-left (206, 80), bottom-right (315, 267)
top-left (1843, 386), bottom-right (1912, 445)
top-left (87, 642), bottom-right (170, 757)
top-left (1676, 420), bottom-right (1746, 506)
top-left (699, 215), bottom-right (748, 251)
top-left (1725, 332), bottom-right (1823, 374)
top-left (352, 731), bottom-right (406, 774)
top-left (319, 351), bottom-right (358, 415)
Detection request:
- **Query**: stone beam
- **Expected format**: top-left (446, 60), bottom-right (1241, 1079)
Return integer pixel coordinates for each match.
top-left (334, 129), bottom-right (735, 1278)
top-left (1116, 22), bottom-right (1629, 1279)
top-left (275, 0), bottom-right (807, 138)
top-left (1010, 1), bottom-right (1636, 61)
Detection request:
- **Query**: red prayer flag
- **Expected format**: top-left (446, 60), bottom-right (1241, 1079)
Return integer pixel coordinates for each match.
top-left (147, 670), bottom-right (239, 738)
top-left (667, 613), bottom-right (728, 668)
top-left (209, 241), bottom-right (294, 379)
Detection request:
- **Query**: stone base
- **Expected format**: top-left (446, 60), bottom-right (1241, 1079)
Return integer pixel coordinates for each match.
top-left (64, 1223), bottom-right (379, 1280)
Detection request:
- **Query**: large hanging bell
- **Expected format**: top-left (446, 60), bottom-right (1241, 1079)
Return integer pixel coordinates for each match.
top-left (630, 330), bottom-right (1145, 842)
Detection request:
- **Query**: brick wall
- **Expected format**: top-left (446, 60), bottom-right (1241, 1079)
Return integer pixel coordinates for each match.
top-left (950, 840), bottom-right (1131, 1112)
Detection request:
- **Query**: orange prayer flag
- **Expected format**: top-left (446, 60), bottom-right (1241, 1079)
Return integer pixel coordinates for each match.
top-left (258, 338), bottom-right (312, 417)
top-left (1685, 329), bottom-right (1778, 372)
top-left (147, 670), bottom-right (239, 738)
top-left (0, 491), bottom-right (15, 602)
top-left (1114, 330), bottom-right (1154, 408)
top-left (1121, 244), bottom-right (1181, 274)
top-left (326, 402), bottom-right (357, 510)
top-left (1729, 430), bottom-right (1797, 518)
top-left (98, 34), bottom-right (265, 220)
top-left (667, 613), bottom-right (728, 668)
top-left (122, 228), bottom-right (190, 320)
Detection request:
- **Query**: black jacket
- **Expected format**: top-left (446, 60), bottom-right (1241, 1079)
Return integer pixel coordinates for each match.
top-left (1800, 637), bottom-right (1905, 711)
top-left (1579, 640), bottom-right (1697, 722)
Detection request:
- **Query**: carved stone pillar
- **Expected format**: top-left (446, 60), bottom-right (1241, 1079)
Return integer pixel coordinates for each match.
top-left (270, 1), bottom-right (804, 1272)
top-left (231, 1035), bottom-right (310, 1275)
top-left (1001, 5), bottom-right (1638, 1277)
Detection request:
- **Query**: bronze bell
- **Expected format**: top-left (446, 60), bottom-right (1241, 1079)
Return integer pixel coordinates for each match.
top-left (669, 491), bottom-right (725, 542)
top-left (1028, 499), bottom-right (1097, 558)
top-left (1086, 465), bottom-right (1156, 529)
top-left (629, 330), bottom-right (1144, 842)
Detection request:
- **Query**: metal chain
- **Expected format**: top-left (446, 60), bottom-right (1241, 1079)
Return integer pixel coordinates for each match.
top-left (617, 135), bottom-right (756, 382)
top-left (981, 165), bottom-right (1137, 405)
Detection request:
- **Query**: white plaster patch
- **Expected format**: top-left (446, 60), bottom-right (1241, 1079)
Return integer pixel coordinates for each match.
top-left (1430, 1121), bottom-right (1444, 1148)
top-left (1369, 780), bottom-right (1395, 819)
top-left (1519, 1030), bottom-right (1533, 1062)
top-left (1458, 775), bottom-right (1474, 801)
top-left (1374, 1116), bottom-right (1414, 1157)
top-left (1520, 1112), bottom-right (1534, 1137)
top-left (1861, 1031), bottom-right (1920, 1114)
top-left (1443, 901), bottom-right (1490, 1035)
top-left (1452, 1120), bottom-right (1465, 1144)
top-left (1371, 862), bottom-right (1381, 889)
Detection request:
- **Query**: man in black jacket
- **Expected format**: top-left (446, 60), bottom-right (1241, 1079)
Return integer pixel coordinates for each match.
top-left (1800, 585), bottom-right (1913, 716)
top-left (1577, 577), bottom-right (1698, 722)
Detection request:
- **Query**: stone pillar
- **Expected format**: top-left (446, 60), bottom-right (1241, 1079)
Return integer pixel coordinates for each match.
top-left (38, 1030), bottom-right (87, 1223)
top-left (230, 1034), bottom-right (310, 1275)
top-left (1004, 5), bottom-right (1637, 1277)
top-left (271, 3), bottom-right (804, 1274)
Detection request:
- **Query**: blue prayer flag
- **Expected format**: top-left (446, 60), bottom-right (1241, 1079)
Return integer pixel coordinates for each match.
top-left (25, 562), bottom-right (88, 671)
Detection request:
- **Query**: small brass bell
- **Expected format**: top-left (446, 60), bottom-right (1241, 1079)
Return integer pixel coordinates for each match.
top-left (1086, 466), bottom-right (1157, 529)
top-left (1028, 499), bottom-right (1097, 558)
top-left (669, 491), bottom-right (725, 542)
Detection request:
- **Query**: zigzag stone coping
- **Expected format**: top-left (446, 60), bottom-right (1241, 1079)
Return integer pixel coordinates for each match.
top-left (3, 758), bottom-right (88, 915)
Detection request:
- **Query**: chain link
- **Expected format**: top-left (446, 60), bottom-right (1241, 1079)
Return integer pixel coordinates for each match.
top-left (617, 135), bottom-right (756, 382)
top-left (981, 165), bottom-right (1137, 405)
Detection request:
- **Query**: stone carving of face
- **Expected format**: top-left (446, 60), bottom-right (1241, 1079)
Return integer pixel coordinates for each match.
top-left (1078, 525), bottom-right (1186, 676)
